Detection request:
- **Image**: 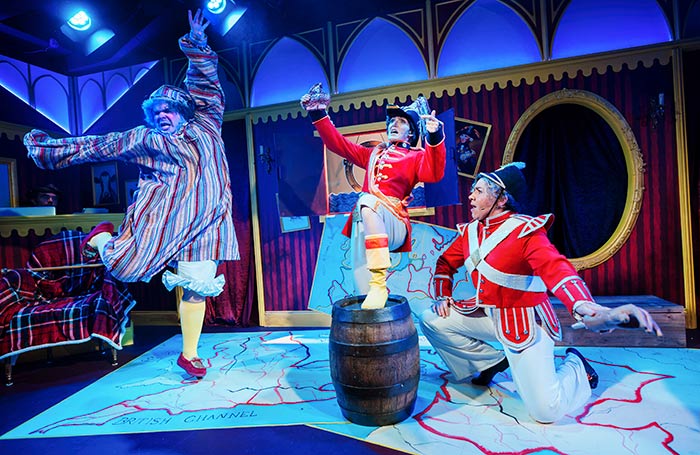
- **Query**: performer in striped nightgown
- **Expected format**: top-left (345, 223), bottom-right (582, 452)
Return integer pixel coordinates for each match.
top-left (23, 9), bottom-right (238, 379)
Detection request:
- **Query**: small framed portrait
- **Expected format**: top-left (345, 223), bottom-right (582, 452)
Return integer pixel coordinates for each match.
top-left (124, 179), bottom-right (139, 207)
top-left (91, 162), bottom-right (119, 206)
top-left (0, 157), bottom-right (18, 207)
top-left (454, 118), bottom-right (491, 178)
top-left (280, 215), bottom-right (312, 233)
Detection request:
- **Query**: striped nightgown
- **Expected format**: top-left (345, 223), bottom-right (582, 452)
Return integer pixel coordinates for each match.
top-left (23, 35), bottom-right (239, 283)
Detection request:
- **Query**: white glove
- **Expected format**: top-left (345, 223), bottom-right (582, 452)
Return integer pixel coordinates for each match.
top-left (572, 303), bottom-right (663, 336)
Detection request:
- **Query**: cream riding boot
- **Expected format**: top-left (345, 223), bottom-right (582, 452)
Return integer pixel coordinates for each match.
top-left (361, 234), bottom-right (391, 310)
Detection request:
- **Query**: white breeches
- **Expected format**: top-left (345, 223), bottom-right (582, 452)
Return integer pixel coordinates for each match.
top-left (350, 194), bottom-right (407, 294)
top-left (420, 307), bottom-right (592, 423)
top-left (161, 260), bottom-right (225, 298)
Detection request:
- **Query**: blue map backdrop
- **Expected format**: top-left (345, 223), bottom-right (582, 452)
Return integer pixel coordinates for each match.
top-left (308, 214), bottom-right (475, 318)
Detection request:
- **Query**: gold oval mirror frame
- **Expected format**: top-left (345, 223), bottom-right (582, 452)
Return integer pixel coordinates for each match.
top-left (503, 89), bottom-right (645, 271)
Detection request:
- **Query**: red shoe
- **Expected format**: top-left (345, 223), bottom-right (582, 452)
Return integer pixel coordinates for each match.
top-left (177, 353), bottom-right (207, 378)
top-left (80, 221), bottom-right (114, 258)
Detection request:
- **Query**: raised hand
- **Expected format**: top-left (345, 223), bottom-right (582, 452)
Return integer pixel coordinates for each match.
top-left (608, 304), bottom-right (663, 335)
top-left (300, 83), bottom-right (331, 111)
top-left (188, 9), bottom-right (210, 42)
top-left (421, 110), bottom-right (442, 133)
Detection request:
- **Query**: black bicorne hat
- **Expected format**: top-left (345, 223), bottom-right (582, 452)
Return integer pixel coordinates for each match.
top-left (478, 162), bottom-right (528, 204)
top-left (386, 96), bottom-right (430, 147)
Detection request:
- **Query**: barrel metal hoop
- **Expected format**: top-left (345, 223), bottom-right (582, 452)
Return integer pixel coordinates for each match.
top-left (340, 406), bottom-right (415, 427)
top-left (332, 294), bottom-right (410, 323)
top-left (329, 332), bottom-right (418, 357)
top-left (335, 373), bottom-right (420, 399)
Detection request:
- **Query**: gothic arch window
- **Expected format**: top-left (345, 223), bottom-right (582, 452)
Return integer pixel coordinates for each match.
top-left (552, 0), bottom-right (671, 59)
top-left (337, 18), bottom-right (426, 93)
top-left (504, 89), bottom-right (644, 270)
top-left (251, 37), bottom-right (327, 107)
top-left (438, 0), bottom-right (540, 77)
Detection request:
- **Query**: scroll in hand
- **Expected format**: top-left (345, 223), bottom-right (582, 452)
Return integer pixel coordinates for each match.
top-left (300, 83), bottom-right (331, 111)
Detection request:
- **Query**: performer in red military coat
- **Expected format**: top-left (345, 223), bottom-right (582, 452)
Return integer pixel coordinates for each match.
top-left (301, 84), bottom-right (446, 309)
top-left (421, 162), bottom-right (663, 423)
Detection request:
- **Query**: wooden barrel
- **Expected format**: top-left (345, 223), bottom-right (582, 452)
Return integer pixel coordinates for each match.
top-left (329, 294), bottom-right (420, 426)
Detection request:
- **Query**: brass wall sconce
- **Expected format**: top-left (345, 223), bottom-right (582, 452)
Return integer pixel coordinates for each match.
top-left (258, 145), bottom-right (274, 174)
top-left (649, 92), bottom-right (665, 129)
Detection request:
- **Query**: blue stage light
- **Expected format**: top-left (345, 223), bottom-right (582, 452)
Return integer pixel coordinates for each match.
top-left (202, 1), bottom-right (247, 35)
top-left (68, 10), bottom-right (92, 31)
top-left (207, 0), bottom-right (227, 15)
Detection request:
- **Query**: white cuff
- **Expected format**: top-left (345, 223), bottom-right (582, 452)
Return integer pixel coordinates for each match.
top-left (162, 270), bottom-right (225, 297)
top-left (572, 300), bottom-right (596, 320)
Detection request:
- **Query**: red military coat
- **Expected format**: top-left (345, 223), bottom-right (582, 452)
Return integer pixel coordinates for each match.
top-left (434, 211), bottom-right (595, 348)
top-left (313, 115), bottom-right (446, 252)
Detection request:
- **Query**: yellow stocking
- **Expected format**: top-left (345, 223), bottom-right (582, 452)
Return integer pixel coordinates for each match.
top-left (179, 297), bottom-right (206, 359)
top-left (361, 234), bottom-right (391, 310)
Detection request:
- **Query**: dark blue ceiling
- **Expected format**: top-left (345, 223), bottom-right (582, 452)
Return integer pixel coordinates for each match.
top-left (0, 0), bottom-right (423, 75)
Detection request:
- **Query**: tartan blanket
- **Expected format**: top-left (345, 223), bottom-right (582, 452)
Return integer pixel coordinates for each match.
top-left (0, 230), bottom-right (136, 360)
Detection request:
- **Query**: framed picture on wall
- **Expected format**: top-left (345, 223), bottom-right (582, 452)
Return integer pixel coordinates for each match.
top-left (0, 157), bottom-right (18, 207)
top-left (276, 193), bottom-right (311, 233)
top-left (91, 162), bottom-right (119, 206)
top-left (454, 118), bottom-right (491, 178)
top-left (124, 179), bottom-right (138, 207)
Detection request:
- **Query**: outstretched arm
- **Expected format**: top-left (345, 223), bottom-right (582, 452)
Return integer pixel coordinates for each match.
top-left (181, 9), bottom-right (223, 129)
top-left (525, 229), bottom-right (663, 337)
top-left (24, 127), bottom-right (168, 170)
top-left (300, 83), bottom-right (370, 168)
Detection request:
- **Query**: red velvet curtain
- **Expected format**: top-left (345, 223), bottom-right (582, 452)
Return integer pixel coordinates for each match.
top-left (205, 120), bottom-right (255, 326)
top-left (205, 238), bottom-right (255, 327)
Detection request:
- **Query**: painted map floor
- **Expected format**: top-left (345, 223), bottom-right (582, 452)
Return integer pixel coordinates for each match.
top-left (2, 330), bottom-right (699, 455)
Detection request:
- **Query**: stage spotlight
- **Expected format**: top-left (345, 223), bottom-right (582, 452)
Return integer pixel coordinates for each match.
top-left (203, 1), bottom-right (247, 35)
top-left (60, 9), bottom-right (115, 56)
top-left (207, 0), bottom-right (227, 15)
top-left (61, 9), bottom-right (94, 43)
top-left (68, 10), bottom-right (92, 31)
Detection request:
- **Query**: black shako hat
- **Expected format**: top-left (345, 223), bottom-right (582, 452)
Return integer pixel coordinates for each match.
top-left (31, 183), bottom-right (61, 196)
top-left (385, 96), bottom-right (430, 147)
top-left (477, 162), bottom-right (528, 204)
